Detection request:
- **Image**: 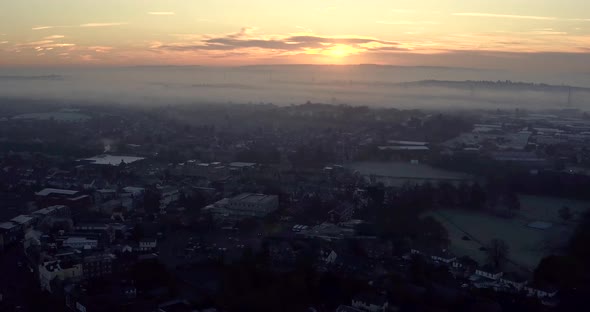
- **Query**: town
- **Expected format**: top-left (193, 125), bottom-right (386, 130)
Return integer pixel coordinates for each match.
top-left (1, 100), bottom-right (590, 312)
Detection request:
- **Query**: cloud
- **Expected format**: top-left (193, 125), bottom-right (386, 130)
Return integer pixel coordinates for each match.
top-left (0, 41), bottom-right (8, 45)
top-left (377, 20), bottom-right (439, 25)
top-left (80, 22), bottom-right (127, 28)
top-left (155, 28), bottom-right (403, 56)
top-left (33, 23), bottom-right (127, 31)
top-left (32, 26), bottom-right (64, 31)
top-left (44, 35), bottom-right (65, 40)
top-left (453, 13), bottom-right (557, 20)
top-left (148, 12), bottom-right (175, 15)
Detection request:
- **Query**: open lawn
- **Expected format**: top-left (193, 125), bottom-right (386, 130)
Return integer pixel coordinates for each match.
top-left (425, 195), bottom-right (589, 273)
top-left (347, 161), bottom-right (472, 186)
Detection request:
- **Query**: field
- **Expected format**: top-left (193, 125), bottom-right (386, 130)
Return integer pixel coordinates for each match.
top-left (347, 161), bottom-right (471, 186)
top-left (425, 195), bottom-right (589, 273)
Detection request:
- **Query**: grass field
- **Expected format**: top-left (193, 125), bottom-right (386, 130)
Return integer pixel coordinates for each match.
top-left (425, 195), bottom-right (589, 273)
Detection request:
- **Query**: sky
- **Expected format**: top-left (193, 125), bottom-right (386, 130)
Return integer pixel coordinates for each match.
top-left (1, 0), bottom-right (590, 70)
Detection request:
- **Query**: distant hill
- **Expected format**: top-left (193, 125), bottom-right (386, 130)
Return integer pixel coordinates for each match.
top-left (399, 80), bottom-right (590, 93)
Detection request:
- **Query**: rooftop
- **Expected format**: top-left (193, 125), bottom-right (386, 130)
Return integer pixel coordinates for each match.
top-left (378, 145), bottom-right (430, 151)
top-left (0, 221), bottom-right (18, 230)
top-left (232, 193), bottom-right (276, 204)
top-left (35, 188), bottom-right (79, 196)
top-left (229, 162), bottom-right (256, 168)
top-left (33, 205), bottom-right (67, 215)
top-left (387, 140), bottom-right (428, 146)
top-left (10, 215), bottom-right (34, 225)
top-left (81, 154), bottom-right (145, 166)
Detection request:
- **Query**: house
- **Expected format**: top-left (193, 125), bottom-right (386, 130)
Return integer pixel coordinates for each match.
top-left (139, 239), bottom-right (157, 252)
top-left (328, 203), bottom-right (355, 223)
top-left (430, 249), bottom-right (456, 264)
top-left (500, 272), bottom-right (528, 291)
top-left (351, 292), bottom-right (389, 312)
top-left (475, 265), bottom-right (503, 280)
top-left (525, 284), bottom-right (558, 299)
top-left (451, 256), bottom-right (478, 277)
top-left (336, 305), bottom-right (364, 312)
top-left (158, 299), bottom-right (195, 312)
top-left (319, 249), bottom-right (338, 265)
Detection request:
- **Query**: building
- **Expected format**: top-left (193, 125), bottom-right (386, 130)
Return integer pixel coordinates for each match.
top-left (351, 292), bottom-right (389, 312)
top-left (32, 205), bottom-right (70, 218)
top-left (10, 215), bottom-right (36, 229)
top-left (62, 237), bottom-right (99, 250)
top-left (139, 239), bottom-right (157, 252)
top-left (203, 193), bottom-right (278, 222)
top-left (319, 249), bottom-right (338, 264)
top-left (39, 260), bottom-right (83, 293)
top-left (83, 253), bottom-right (115, 280)
top-left (475, 266), bottom-right (503, 280)
top-left (500, 272), bottom-right (528, 291)
top-left (0, 221), bottom-right (22, 251)
top-left (35, 188), bottom-right (89, 208)
top-left (81, 154), bottom-right (145, 166)
top-left (158, 186), bottom-right (180, 214)
top-left (430, 249), bottom-right (457, 264)
top-left (525, 285), bottom-right (558, 299)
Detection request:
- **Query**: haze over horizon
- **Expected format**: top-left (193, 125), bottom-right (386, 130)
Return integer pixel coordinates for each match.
top-left (1, 0), bottom-right (590, 72)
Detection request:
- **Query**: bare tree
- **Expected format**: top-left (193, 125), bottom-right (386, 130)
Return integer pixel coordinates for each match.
top-left (487, 238), bottom-right (509, 269)
top-left (559, 206), bottom-right (572, 221)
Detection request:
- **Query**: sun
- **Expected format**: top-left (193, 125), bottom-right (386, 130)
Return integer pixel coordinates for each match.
top-left (324, 45), bottom-right (358, 58)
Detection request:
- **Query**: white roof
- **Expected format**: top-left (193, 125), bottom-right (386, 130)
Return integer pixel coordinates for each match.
top-left (36, 188), bottom-right (78, 196)
top-left (10, 215), bottom-right (34, 225)
top-left (378, 146), bottom-right (430, 151)
top-left (82, 154), bottom-right (145, 166)
top-left (229, 162), bottom-right (256, 167)
top-left (33, 205), bottom-right (67, 215)
top-left (64, 237), bottom-right (97, 243)
top-left (0, 222), bottom-right (18, 230)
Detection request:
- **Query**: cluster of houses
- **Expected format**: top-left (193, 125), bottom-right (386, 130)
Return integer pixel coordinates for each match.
top-left (410, 247), bottom-right (558, 303)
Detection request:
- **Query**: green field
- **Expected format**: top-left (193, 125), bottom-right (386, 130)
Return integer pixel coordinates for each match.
top-left (425, 195), bottom-right (589, 273)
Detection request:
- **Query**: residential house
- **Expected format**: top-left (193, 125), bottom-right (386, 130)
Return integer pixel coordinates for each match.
top-left (139, 239), bottom-right (157, 252)
top-left (351, 292), bottom-right (389, 312)
top-left (475, 265), bottom-right (503, 280)
top-left (500, 272), bottom-right (528, 291)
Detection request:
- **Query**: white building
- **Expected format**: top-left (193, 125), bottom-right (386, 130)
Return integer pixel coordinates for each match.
top-left (139, 239), bottom-right (157, 251)
top-left (475, 266), bottom-right (503, 280)
top-left (39, 260), bottom-right (83, 293)
top-left (203, 193), bottom-right (278, 222)
top-left (62, 237), bottom-right (98, 250)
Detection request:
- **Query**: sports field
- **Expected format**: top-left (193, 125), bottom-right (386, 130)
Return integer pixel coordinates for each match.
top-left (425, 195), bottom-right (589, 272)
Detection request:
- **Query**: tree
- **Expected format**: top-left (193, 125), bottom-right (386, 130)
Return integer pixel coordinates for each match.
top-left (505, 192), bottom-right (520, 211)
top-left (559, 206), bottom-right (572, 221)
top-left (419, 216), bottom-right (450, 248)
top-left (487, 238), bottom-right (509, 269)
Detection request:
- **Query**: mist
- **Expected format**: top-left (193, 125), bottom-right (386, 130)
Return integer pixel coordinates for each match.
top-left (1, 65), bottom-right (590, 110)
